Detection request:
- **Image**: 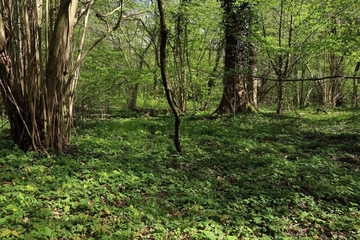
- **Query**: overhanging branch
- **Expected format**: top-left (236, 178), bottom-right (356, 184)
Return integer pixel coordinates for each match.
top-left (253, 75), bottom-right (360, 82)
top-left (67, 0), bottom-right (123, 84)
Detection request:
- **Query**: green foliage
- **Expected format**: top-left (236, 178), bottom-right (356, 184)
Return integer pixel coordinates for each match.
top-left (73, 0), bottom-right (224, 113)
top-left (1, 110), bottom-right (360, 238)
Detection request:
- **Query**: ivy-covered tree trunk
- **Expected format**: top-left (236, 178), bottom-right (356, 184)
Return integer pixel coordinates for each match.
top-left (214, 1), bottom-right (252, 115)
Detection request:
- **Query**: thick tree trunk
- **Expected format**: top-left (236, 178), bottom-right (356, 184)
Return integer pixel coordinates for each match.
top-left (1, 0), bottom-right (122, 153)
top-left (214, 1), bottom-right (252, 115)
top-left (0, 2), bottom-right (46, 151)
top-left (45, 0), bottom-right (79, 152)
top-left (0, 0), bottom-right (78, 152)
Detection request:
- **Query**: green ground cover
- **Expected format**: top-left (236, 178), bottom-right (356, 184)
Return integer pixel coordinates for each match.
top-left (0, 110), bottom-right (360, 239)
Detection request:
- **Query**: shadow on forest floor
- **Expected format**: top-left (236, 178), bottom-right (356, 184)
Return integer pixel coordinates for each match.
top-left (0, 111), bottom-right (359, 239)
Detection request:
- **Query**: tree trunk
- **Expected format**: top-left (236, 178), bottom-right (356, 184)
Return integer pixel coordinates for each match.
top-left (249, 43), bottom-right (258, 108)
top-left (0, 0), bottom-right (78, 152)
top-left (202, 46), bottom-right (221, 111)
top-left (275, 0), bottom-right (285, 114)
top-left (214, 1), bottom-right (252, 115)
top-left (276, 76), bottom-right (284, 114)
top-left (126, 83), bottom-right (140, 110)
top-left (326, 54), bottom-right (344, 108)
top-left (44, 0), bottom-right (79, 152)
top-left (0, 0), bottom-right (122, 153)
top-left (174, 0), bottom-right (188, 113)
top-left (323, 18), bottom-right (344, 108)
top-left (157, 0), bottom-right (182, 154)
top-left (352, 61), bottom-right (360, 107)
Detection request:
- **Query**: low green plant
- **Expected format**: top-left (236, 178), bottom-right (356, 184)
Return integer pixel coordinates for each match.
top-left (1, 110), bottom-right (359, 239)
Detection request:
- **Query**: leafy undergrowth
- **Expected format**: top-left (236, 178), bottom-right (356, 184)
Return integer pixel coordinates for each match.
top-left (1, 110), bottom-right (360, 239)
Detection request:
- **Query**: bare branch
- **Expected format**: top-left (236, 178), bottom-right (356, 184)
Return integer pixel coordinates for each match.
top-left (253, 75), bottom-right (360, 82)
top-left (103, 5), bottom-right (122, 17)
top-left (67, 0), bottom-right (123, 84)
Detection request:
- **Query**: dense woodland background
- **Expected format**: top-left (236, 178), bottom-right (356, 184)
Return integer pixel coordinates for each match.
top-left (0, 1), bottom-right (360, 239)
top-left (71, 0), bottom-right (360, 113)
top-left (0, 0), bottom-right (360, 153)
top-left (72, 0), bottom-right (359, 112)
top-left (74, 0), bottom-right (359, 114)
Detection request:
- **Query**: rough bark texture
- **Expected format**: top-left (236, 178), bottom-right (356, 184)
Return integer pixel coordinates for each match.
top-left (45, 0), bottom-right (79, 152)
top-left (0, 0), bottom-right (78, 152)
top-left (214, 1), bottom-right (252, 115)
top-left (1, 0), bottom-right (122, 153)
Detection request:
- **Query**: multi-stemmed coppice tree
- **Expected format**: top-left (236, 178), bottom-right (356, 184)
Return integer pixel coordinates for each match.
top-left (0, 0), bottom-right (122, 153)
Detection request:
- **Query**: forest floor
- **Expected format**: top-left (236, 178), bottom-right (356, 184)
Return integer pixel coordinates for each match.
top-left (0, 109), bottom-right (360, 239)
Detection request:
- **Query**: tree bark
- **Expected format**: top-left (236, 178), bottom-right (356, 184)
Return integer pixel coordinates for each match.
top-left (0, 0), bottom-right (122, 153)
top-left (276, 0), bottom-right (285, 114)
top-left (44, 0), bottom-right (79, 152)
top-left (126, 83), bottom-right (140, 110)
top-left (203, 46), bottom-right (222, 111)
top-left (174, 0), bottom-right (188, 113)
top-left (352, 61), bottom-right (360, 107)
top-left (214, 1), bottom-right (252, 115)
top-left (157, 0), bottom-right (182, 154)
